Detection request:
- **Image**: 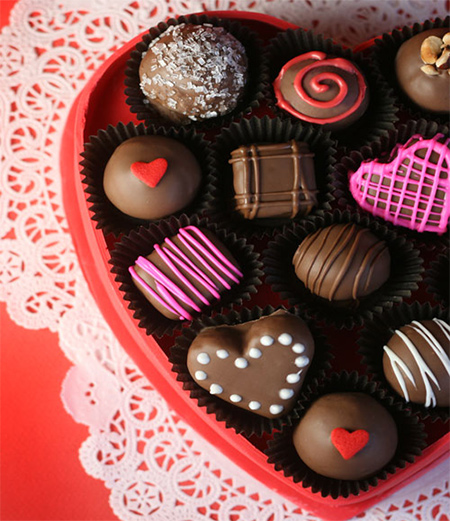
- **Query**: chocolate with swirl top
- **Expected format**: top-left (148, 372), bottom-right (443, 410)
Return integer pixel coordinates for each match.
top-left (230, 140), bottom-right (318, 220)
top-left (273, 51), bottom-right (369, 131)
top-left (293, 223), bottom-right (390, 301)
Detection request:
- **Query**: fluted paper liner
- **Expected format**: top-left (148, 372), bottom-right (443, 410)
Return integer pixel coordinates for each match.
top-left (425, 251), bottom-right (450, 308)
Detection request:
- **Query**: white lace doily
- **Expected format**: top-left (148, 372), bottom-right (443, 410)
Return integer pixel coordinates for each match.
top-left (1, 1), bottom-right (449, 520)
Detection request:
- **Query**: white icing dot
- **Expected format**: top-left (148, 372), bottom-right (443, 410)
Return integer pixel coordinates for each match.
top-left (279, 388), bottom-right (295, 400)
top-left (230, 394), bottom-right (242, 403)
top-left (292, 343), bottom-right (305, 353)
top-left (234, 357), bottom-right (248, 369)
top-left (248, 401), bottom-right (261, 411)
top-left (216, 349), bottom-right (229, 359)
top-left (286, 372), bottom-right (301, 384)
top-left (210, 384), bottom-right (223, 395)
top-left (197, 353), bottom-right (210, 365)
top-left (295, 356), bottom-right (310, 368)
top-left (278, 333), bottom-right (293, 346)
top-left (249, 348), bottom-right (262, 359)
top-left (195, 371), bottom-right (207, 381)
top-left (260, 335), bottom-right (274, 346)
top-left (270, 404), bottom-right (284, 415)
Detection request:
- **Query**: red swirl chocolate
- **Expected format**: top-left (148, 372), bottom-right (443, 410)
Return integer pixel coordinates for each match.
top-left (293, 392), bottom-right (398, 480)
top-left (230, 140), bottom-right (318, 219)
top-left (103, 135), bottom-right (202, 220)
top-left (273, 51), bottom-right (369, 131)
top-left (383, 318), bottom-right (450, 408)
top-left (187, 310), bottom-right (315, 418)
top-left (293, 223), bottom-right (390, 301)
top-left (129, 226), bottom-right (243, 321)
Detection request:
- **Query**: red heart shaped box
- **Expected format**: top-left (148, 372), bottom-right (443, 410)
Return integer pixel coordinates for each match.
top-left (61, 11), bottom-right (449, 521)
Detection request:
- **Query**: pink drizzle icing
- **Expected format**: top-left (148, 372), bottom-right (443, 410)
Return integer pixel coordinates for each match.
top-left (349, 134), bottom-right (450, 234)
top-left (273, 51), bottom-right (367, 124)
top-left (129, 226), bottom-right (243, 320)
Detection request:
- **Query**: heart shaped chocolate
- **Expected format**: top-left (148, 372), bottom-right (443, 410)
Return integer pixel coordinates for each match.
top-left (331, 428), bottom-right (370, 460)
top-left (187, 310), bottom-right (315, 418)
top-left (349, 134), bottom-right (450, 234)
top-left (130, 157), bottom-right (168, 187)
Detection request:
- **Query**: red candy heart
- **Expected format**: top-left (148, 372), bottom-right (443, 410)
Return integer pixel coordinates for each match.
top-left (330, 428), bottom-right (369, 460)
top-left (130, 158), bottom-right (168, 187)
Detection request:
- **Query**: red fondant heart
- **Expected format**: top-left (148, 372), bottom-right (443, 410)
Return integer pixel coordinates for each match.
top-left (331, 428), bottom-right (369, 460)
top-left (130, 158), bottom-right (168, 187)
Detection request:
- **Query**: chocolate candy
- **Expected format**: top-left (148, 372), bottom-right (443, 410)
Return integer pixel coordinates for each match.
top-left (349, 133), bottom-right (450, 235)
top-left (229, 140), bottom-right (318, 219)
top-left (383, 318), bottom-right (450, 407)
top-left (103, 135), bottom-right (202, 220)
top-left (129, 226), bottom-right (243, 321)
top-left (395, 28), bottom-right (450, 114)
top-left (273, 51), bottom-right (369, 131)
top-left (293, 392), bottom-right (398, 480)
top-left (293, 223), bottom-right (391, 301)
top-left (187, 310), bottom-right (315, 418)
top-left (139, 24), bottom-right (248, 123)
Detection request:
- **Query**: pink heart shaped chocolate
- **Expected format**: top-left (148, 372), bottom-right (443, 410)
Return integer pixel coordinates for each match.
top-left (349, 134), bottom-right (450, 234)
top-left (187, 310), bottom-right (315, 418)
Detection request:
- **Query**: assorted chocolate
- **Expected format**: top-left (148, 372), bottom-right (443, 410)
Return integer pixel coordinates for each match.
top-left (103, 135), bottom-right (202, 220)
top-left (293, 223), bottom-right (391, 301)
top-left (187, 310), bottom-right (315, 418)
top-left (230, 140), bottom-right (317, 219)
top-left (139, 23), bottom-right (248, 123)
top-left (395, 28), bottom-right (450, 114)
top-left (383, 318), bottom-right (450, 408)
top-left (273, 51), bottom-right (370, 130)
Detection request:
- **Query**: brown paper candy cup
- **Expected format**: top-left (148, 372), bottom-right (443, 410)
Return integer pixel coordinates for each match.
top-left (425, 251), bottom-right (450, 308)
top-left (124, 14), bottom-right (267, 129)
top-left (109, 214), bottom-right (263, 338)
top-left (169, 305), bottom-right (332, 437)
top-left (358, 301), bottom-right (450, 422)
top-left (80, 121), bottom-right (216, 237)
top-left (266, 371), bottom-right (426, 498)
top-left (263, 209), bottom-right (424, 329)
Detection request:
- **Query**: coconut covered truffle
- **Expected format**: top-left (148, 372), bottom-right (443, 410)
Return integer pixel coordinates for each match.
top-left (139, 23), bottom-right (248, 123)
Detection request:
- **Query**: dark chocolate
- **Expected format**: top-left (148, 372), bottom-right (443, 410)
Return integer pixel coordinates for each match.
top-left (139, 23), bottom-right (248, 123)
top-left (383, 318), bottom-right (450, 408)
top-left (292, 223), bottom-right (391, 301)
top-left (103, 135), bottom-right (202, 220)
top-left (229, 140), bottom-right (318, 220)
top-left (395, 28), bottom-right (450, 114)
top-left (293, 392), bottom-right (398, 480)
top-left (129, 226), bottom-right (243, 321)
top-left (273, 51), bottom-right (369, 131)
top-left (187, 310), bottom-right (315, 418)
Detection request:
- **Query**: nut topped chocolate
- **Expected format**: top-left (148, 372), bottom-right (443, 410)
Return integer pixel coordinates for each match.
top-left (383, 318), bottom-right (450, 407)
top-left (395, 28), bottom-right (450, 113)
top-left (187, 310), bottom-right (315, 418)
top-left (139, 23), bottom-right (248, 123)
top-left (230, 140), bottom-right (318, 220)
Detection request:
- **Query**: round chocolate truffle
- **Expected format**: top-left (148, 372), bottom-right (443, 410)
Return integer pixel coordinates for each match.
top-left (395, 28), bottom-right (450, 114)
top-left (293, 392), bottom-right (398, 480)
top-left (273, 51), bottom-right (369, 131)
top-left (139, 23), bottom-right (248, 123)
top-left (383, 318), bottom-right (450, 408)
top-left (292, 223), bottom-right (391, 301)
top-left (103, 135), bottom-right (202, 220)
top-left (187, 310), bottom-right (315, 418)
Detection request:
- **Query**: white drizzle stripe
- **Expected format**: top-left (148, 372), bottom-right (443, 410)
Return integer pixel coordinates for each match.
top-left (410, 320), bottom-right (450, 377)
top-left (383, 345), bottom-right (416, 401)
top-left (433, 318), bottom-right (450, 341)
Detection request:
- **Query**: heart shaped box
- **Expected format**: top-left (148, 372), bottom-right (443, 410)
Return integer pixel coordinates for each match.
top-left (61, 11), bottom-right (449, 521)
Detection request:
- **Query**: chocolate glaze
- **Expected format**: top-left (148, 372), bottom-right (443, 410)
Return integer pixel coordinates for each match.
top-left (130, 226), bottom-right (243, 321)
top-left (395, 28), bottom-right (450, 114)
top-left (103, 135), bottom-right (202, 220)
top-left (230, 140), bottom-right (318, 220)
top-left (187, 310), bottom-right (315, 418)
top-left (293, 223), bottom-right (391, 301)
top-left (383, 318), bottom-right (450, 407)
top-left (139, 23), bottom-right (248, 123)
top-left (293, 392), bottom-right (398, 480)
